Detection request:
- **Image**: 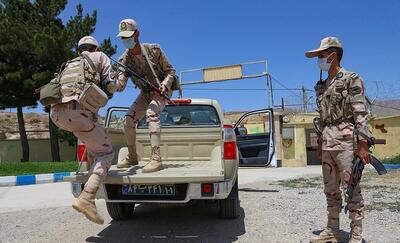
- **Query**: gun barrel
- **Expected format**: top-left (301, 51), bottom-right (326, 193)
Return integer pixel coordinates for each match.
top-left (372, 138), bottom-right (386, 145)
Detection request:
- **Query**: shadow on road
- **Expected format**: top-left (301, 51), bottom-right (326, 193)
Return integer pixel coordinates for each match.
top-left (312, 229), bottom-right (360, 242)
top-left (86, 201), bottom-right (246, 243)
top-left (239, 188), bottom-right (279, 193)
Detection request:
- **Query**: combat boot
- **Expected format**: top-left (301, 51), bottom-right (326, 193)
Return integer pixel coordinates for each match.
top-left (142, 146), bottom-right (163, 173)
top-left (349, 221), bottom-right (362, 243)
top-left (310, 218), bottom-right (341, 243)
top-left (72, 174), bottom-right (104, 225)
top-left (117, 145), bottom-right (139, 168)
top-left (310, 228), bottom-right (342, 243)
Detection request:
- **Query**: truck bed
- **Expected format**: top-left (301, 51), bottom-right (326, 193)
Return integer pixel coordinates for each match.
top-left (64, 160), bottom-right (224, 184)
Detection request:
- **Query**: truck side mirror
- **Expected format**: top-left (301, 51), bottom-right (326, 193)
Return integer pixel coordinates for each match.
top-left (237, 127), bottom-right (248, 136)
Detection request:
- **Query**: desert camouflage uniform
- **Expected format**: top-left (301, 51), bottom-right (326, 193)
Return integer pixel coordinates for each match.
top-left (315, 67), bottom-right (370, 237)
top-left (51, 51), bottom-right (123, 179)
top-left (50, 49), bottom-right (124, 224)
top-left (117, 43), bottom-right (175, 170)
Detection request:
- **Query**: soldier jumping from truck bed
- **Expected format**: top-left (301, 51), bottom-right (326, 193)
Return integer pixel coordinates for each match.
top-left (50, 36), bottom-right (125, 224)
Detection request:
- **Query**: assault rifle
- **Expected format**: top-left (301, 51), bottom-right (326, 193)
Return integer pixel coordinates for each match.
top-left (312, 118), bottom-right (387, 213)
top-left (344, 130), bottom-right (387, 214)
top-left (109, 56), bottom-right (174, 104)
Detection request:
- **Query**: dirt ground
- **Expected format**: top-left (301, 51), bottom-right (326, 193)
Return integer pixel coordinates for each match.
top-left (0, 169), bottom-right (398, 243)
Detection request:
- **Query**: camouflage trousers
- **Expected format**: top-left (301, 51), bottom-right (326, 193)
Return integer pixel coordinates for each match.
top-left (124, 91), bottom-right (167, 148)
top-left (322, 150), bottom-right (364, 225)
top-left (50, 101), bottom-right (114, 179)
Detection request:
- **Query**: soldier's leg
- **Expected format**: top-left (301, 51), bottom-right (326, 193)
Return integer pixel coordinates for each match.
top-left (142, 92), bottom-right (167, 173)
top-left (70, 111), bottom-right (114, 225)
top-left (310, 150), bottom-right (342, 243)
top-left (336, 150), bottom-right (364, 243)
top-left (118, 92), bottom-right (149, 168)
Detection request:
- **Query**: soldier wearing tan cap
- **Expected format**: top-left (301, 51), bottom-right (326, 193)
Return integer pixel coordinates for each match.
top-left (50, 36), bottom-right (125, 225)
top-left (306, 37), bottom-right (371, 243)
top-left (116, 19), bottom-right (176, 173)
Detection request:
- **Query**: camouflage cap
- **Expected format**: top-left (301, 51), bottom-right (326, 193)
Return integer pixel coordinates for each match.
top-left (78, 36), bottom-right (99, 48)
top-left (117, 19), bottom-right (137, 38)
top-left (305, 37), bottom-right (343, 58)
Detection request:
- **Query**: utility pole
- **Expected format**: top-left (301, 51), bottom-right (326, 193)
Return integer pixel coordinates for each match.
top-left (302, 85), bottom-right (307, 113)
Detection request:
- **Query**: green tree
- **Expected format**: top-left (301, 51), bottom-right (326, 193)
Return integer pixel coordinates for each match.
top-left (0, 0), bottom-right (116, 161)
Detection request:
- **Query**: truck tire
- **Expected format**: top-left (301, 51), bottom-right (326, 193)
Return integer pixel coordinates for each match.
top-left (106, 202), bottom-right (135, 220)
top-left (219, 179), bottom-right (239, 219)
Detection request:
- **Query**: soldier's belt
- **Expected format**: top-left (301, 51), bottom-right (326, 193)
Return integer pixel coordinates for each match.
top-left (321, 118), bottom-right (354, 127)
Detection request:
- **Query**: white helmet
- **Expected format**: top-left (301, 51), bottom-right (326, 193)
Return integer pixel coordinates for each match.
top-left (78, 36), bottom-right (99, 48)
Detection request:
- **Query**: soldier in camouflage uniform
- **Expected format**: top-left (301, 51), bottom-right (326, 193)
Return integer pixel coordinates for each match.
top-left (116, 19), bottom-right (176, 173)
top-left (51, 36), bottom-right (125, 224)
top-left (305, 37), bottom-right (372, 243)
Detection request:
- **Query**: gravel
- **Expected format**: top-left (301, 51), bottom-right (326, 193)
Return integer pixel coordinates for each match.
top-left (0, 169), bottom-right (398, 243)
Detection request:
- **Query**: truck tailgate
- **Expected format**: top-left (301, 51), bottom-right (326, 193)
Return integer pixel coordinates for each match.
top-left (64, 160), bottom-right (224, 184)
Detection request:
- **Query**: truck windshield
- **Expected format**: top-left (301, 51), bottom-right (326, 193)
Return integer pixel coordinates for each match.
top-left (138, 105), bottom-right (220, 128)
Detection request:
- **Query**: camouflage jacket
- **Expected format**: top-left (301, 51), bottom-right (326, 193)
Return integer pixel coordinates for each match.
top-left (117, 43), bottom-right (175, 93)
top-left (59, 51), bottom-right (120, 103)
top-left (315, 68), bottom-right (370, 151)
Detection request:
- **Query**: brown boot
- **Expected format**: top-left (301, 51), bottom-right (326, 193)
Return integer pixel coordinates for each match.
top-left (310, 228), bottom-right (342, 243)
top-left (349, 221), bottom-right (362, 243)
top-left (310, 218), bottom-right (341, 243)
top-left (142, 146), bottom-right (163, 173)
top-left (72, 174), bottom-right (104, 225)
top-left (117, 145), bottom-right (138, 168)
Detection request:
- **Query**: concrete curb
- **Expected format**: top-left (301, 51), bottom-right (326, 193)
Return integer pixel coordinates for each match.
top-left (0, 172), bottom-right (74, 187)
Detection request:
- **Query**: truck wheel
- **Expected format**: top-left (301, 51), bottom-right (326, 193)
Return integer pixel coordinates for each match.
top-left (219, 179), bottom-right (239, 219)
top-left (106, 202), bottom-right (135, 220)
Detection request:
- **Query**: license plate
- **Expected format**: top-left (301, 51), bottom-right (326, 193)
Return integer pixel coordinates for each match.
top-left (121, 184), bottom-right (176, 196)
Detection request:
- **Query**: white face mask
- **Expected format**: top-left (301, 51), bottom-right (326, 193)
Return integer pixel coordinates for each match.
top-left (317, 54), bottom-right (335, 71)
top-left (122, 37), bottom-right (135, 49)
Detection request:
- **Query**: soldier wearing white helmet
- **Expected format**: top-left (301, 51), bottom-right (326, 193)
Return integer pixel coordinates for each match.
top-left (115, 19), bottom-right (178, 173)
top-left (50, 36), bottom-right (124, 225)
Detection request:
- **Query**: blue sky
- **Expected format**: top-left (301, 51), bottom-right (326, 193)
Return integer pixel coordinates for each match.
top-left (21, 0), bottom-right (400, 114)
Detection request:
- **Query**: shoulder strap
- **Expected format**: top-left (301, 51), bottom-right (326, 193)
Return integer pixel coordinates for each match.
top-left (140, 44), bottom-right (161, 87)
top-left (80, 52), bottom-right (97, 72)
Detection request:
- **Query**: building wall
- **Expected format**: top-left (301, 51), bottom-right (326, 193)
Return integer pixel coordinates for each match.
top-left (280, 113), bottom-right (400, 166)
top-left (0, 139), bottom-right (76, 163)
top-left (281, 113), bottom-right (317, 167)
top-left (370, 115), bottom-right (400, 159)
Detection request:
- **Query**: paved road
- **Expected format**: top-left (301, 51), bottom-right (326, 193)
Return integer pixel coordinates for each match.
top-left (0, 166), bottom-right (325, 243)
top-left (0, 166), bottom-right (321, 213)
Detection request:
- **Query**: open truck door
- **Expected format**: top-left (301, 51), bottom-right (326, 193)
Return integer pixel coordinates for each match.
top-left (233, 109), bottom-right (276, 167)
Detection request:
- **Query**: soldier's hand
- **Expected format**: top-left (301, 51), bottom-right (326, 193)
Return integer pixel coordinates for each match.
top-left (159, 84), bottom-right (168, 95)
top-left (357, 140), bottom-right (371, 164)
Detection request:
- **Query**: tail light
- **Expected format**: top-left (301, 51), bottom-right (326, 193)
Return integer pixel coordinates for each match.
top-left (223, 124), bottom-right (237, 160)
top-left (77, 140), bottom-right (88, 162)
top-left (201, 183), bottom-right (214, 197)
top-left (169, 99), bottom-right (192, 104)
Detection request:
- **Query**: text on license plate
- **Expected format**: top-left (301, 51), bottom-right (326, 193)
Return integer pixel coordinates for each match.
top-left (121, 184), bottom-right (176, 196)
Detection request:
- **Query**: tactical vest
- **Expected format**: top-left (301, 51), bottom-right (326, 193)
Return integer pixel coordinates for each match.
top-left (315, 70), bottom-right (363, 125)
top-left (58, 54), bottom-right (101, 98)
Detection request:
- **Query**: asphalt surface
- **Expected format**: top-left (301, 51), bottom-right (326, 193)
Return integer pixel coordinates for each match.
top-left (4, 166), bottom-right (398, 243)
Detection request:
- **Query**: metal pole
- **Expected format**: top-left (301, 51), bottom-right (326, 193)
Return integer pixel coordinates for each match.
top-left (302, 85), bottom-right (307, 113)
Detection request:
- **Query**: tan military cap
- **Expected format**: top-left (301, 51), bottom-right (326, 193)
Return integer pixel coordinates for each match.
top-left (78, 36), bottom-right (99, 47)
top-left (305, 37), bottom-right (343, 58)
top-left (117, 19), bottom-right (137, 38)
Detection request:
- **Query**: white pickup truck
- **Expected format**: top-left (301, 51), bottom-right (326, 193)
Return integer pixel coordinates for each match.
top-left (65, 98), bottom-right (275, 219)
